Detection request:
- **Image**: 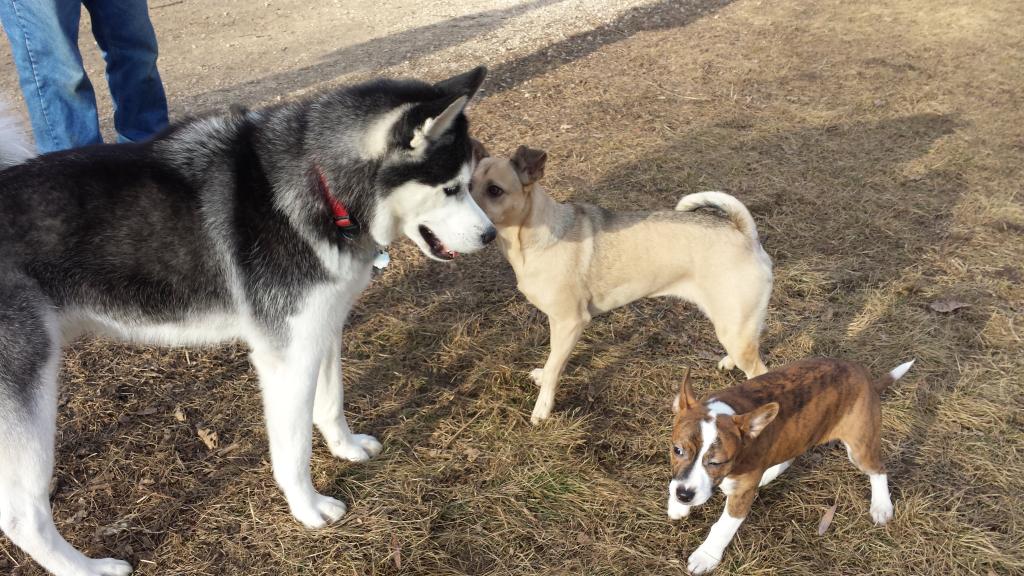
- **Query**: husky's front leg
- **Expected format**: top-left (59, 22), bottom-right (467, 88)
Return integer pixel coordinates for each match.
top-left (251, 346), bottom-right (347, 528)
top-left (313, 334), bottom-right (382, 462)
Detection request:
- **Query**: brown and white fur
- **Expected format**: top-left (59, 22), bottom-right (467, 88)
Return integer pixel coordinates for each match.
top-left (470, 142), bottom-right (773, 424)
top-left (668, 358), bottom-right (914, 574)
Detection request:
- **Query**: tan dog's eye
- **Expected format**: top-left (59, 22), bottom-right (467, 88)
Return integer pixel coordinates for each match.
top-left (487, 185), bottom-right (504, 198)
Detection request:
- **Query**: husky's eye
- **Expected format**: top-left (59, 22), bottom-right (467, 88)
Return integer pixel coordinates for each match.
top-left (443, 185), bottom-right (459, 196)
top-left (487, 185), bottom-right (504, 198)
top-left (673, 446), bottom-right (686, 458)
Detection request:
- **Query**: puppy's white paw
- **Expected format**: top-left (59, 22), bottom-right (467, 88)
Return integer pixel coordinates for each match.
top-left (529, 368), bottom-right (544, 386)
top-left (717, 355), bottom-right (736, 371)
top-left (328, 434), bottom-right (383, 462)
top-left (290, 494), bottom-right (347, 529)
top-left (84, 558), bottom-right (133, 576)
top-left (871, 501), bottom-right (894, 525)
top-left (687, 547), bottom-right (721, 574)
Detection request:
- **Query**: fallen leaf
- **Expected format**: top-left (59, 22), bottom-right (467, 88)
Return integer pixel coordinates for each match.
top-left (818, 503), bottom-right (838, 536)
top-left (464, 447), bottom-right (482, 462)
top-left (929, 299), bottom-right (969, 313)
top-left (173, 406), bottom-right (187, 422)
top-left (197, 427), bottom-right (218, 450)
top-left (576, 533), bottom-right (593, 545)
top-left (390, 534), bottom-right (401, 569)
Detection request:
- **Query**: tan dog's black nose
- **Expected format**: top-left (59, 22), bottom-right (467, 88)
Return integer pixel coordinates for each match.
top-left (676, 485), bottom-right (695, 504)
top-left (481, 226), bottom-right (497, 245)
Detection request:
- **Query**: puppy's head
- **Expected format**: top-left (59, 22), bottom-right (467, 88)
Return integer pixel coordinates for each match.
top-left (667, 369), bottom-right (778, 517)
top-left (469, 142), bottom-right (547, 228)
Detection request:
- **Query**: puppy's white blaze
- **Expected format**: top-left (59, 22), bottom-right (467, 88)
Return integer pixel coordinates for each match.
top-left (889, 359), bottom-right (915, 381)
top-left (681, 417), bottom-right (718, 506)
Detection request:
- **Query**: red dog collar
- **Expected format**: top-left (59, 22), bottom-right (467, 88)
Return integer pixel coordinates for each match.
top-left (314, 165), bottom-right (357, 231)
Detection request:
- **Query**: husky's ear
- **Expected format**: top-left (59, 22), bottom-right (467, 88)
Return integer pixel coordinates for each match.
top-left (471, 138), bottom-right (490, 164)
top-left (511, 145), bottom-right (547, 185)
top-left (404, 94), bottom-right (468, 150)
top-left (433, 66), bottom-right (487, 100)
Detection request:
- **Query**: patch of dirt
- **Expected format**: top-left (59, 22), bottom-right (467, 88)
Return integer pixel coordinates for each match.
top-left (2, 0), bottom-right (1024, 574)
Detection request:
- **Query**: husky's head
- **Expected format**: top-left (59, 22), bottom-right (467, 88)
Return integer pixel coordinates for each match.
top-left (353, 67), bottom-right (496, 261)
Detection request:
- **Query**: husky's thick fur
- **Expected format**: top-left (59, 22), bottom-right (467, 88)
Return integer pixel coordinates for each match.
top-left (0, 67), bottom-right (493, 576)
top-left (470, 144), bottom-right (772, 424)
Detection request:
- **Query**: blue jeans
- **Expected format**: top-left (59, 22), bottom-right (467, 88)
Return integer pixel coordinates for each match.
top-left (0, 0), bottom-right (168, 153)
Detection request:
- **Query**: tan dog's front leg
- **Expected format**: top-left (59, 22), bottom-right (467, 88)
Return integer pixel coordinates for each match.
top-left (531, 315), bottom-right (587, 424)
top-left (687, 484), bottom-right (756, 574)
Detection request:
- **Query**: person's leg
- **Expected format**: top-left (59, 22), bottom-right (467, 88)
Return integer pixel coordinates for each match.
top-left (0, 0), bottom-right (102, 152)
top-left (82, 0), bottom-right (168, 143)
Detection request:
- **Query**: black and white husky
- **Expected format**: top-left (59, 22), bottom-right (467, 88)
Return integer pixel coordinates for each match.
top-left (0, 67), bottom-right (494, 576)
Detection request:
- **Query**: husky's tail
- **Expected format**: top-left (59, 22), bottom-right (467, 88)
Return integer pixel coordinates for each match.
top-left (0, 101), bottom-right (34, 170)
top-left (873, 359), bottom-right (915, 394)
top-left (675, 191), bottom-right (759, 244)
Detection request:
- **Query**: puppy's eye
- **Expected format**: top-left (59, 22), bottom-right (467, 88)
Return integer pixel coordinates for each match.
top-left (708, 459), bottom-right (729, 467)
top-left (487, 185), bottom-right (504, 198)
top-left (673, 446), bottom-right (686, 458)
top-left (443, 185), bottom-right (459, 196)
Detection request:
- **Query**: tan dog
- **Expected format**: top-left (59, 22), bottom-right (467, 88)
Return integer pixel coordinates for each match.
top-left (470, 142), bottom-right (773, 423)
top-left (668, 358), bottom-right (914, 574)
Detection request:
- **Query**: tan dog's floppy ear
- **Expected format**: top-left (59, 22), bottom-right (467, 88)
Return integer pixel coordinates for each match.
top-left (735, 402), bottom-right (779, 439)
top-left (471, 138), bottom-right (490, 164)
top-left (674, 368), bottom-right (698, 413)
top-left (511, 145), bottom-right (547, 185)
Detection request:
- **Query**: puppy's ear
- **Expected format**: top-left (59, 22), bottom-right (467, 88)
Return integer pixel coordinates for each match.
top-left (511, 145), bottom-right (547, 185)
top-left (471, 138), bottom-right (490, 164)
top-left (674, 368), bottom-right (698, 413)
top-left (433, 66), bottom-right (487, 100)
top-left (735, 402), bottom-right (779, 439)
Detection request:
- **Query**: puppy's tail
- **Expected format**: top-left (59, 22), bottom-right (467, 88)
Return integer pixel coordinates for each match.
top-left (874, 359), bottom-right (915, 393)
top-left (675, 191), bottom-right (759, 244)
top-left (0, 100), bottom-right (35, 170)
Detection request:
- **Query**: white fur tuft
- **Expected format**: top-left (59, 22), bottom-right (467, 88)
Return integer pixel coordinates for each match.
top-left (0, 101), bottom-right (34, 169)
top-left (888, 359), bottom-right (915, 381)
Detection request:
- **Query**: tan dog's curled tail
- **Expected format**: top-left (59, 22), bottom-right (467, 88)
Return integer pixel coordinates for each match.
top-left (675, 191), bottom-right (759, 245)
top-left (873, 359), bottom-right (915, 393)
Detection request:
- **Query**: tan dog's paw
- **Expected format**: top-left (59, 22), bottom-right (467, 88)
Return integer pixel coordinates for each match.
top-left (529, 368), bottom-right (544, 386)
top-left (717, 355), bottom-right (736, 371)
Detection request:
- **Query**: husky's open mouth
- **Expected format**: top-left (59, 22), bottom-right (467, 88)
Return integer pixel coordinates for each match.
top-left (419, 225), bottom-right (458, 260)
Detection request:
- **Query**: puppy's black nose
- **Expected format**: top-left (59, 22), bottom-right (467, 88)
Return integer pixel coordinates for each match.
top-left (676, 485), bottom-right (695, 504)
top-left (481, 226), bottom-right (497, 245)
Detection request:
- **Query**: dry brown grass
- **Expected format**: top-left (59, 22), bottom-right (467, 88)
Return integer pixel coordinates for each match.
top-left (3, 0), bottom-right (1024, 574)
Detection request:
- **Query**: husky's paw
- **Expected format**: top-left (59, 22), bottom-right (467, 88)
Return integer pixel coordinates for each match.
top-left (871, 501), bottom-right (894, 525)
top-left (82, 558), bottom-right (133, 576)
top-left (329, 434), bottom-right (383, 463)
top-left (717, 355), bottom-right (736, 371)
top-left (290, 494), bottom-right (347, 529)
top-left (529, 368), bottom-right (544, 386)
top-left (687, 546), bottom-right (721, 575)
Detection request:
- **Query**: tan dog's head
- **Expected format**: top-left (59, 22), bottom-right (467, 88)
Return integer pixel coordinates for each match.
top-left (469, 140), bottom-right (547, 227)
top-left (667, 369), bottom-right (779, 517)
